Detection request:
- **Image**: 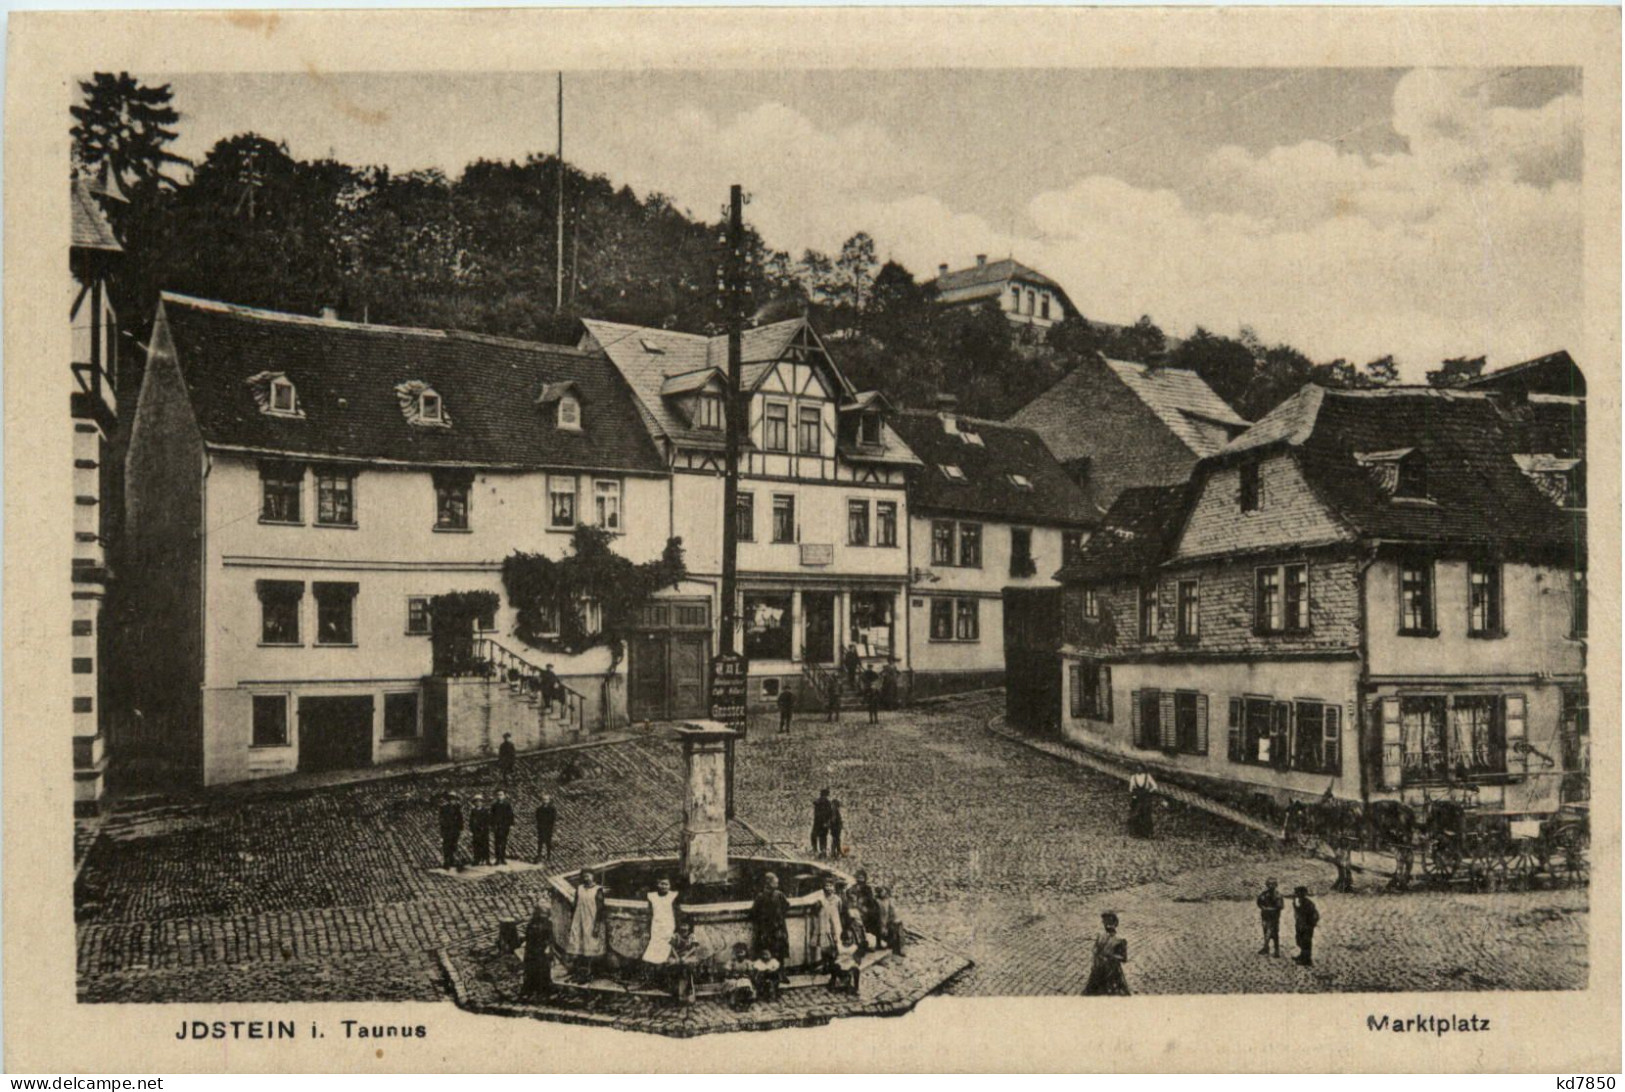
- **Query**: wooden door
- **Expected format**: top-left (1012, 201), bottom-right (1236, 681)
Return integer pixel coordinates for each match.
top-left (628, 632), bottom-right (667, 721)
top-left (802, 592), bottom-right (835, 664)
top-left (669, 633), bottom-right (709, 719)
top-left (298, 696), bottom-right (374, 772)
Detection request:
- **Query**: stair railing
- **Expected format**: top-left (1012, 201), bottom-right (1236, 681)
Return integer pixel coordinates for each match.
top-left (461, 636), bottom-right (587, 735)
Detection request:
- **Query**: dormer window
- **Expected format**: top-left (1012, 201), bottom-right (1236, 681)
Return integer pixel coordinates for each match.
top-left (940, 464), bottom-right (966, 482)
top-left (1514, 454), bottom-right (1583, 508)
top-left (1355, 448), bottom-right (1427, 501)
top-left (696, 393), bottom-right (724, 431)
top-left (859, 411), bottom-right (882, 446)
top-left (247, 371), bottom-right (304, 419)
top-left (961, 429), bottom-right (984, 447)
top-left (396, 380), bottom-right (450, 428)
top-left (640, 338), bottom-right (665, 354)
top-left (270, 377), bottom-right (297, 414)
top-left (558, 394), bottom-right (581, 431)
top-left (1007, 473), bottom-right (1033, 491)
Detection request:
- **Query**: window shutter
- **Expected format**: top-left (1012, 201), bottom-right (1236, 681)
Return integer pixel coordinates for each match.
top-left (1103, 666), bottom-right (1113, 723)
top-left (1069, 665), bottom-right (1083, 719)
top-left (1271, 702), bottom-right (1290, 769)
top-left (1130, 689), bottom-right (1142, 745)
top-left (1228, 698), bottom-right (1243, 762)
top-left (1196, 693), bottom-right (1209, 755)
top-left (1504, 693), bottom-right (1527, 777)
top-left (1159, 691), bottom-right (1177, 751)
top-left (1324, 705), bottom-right (1341, 774)
top-left (1380, 696), bottom-right (1403, 789)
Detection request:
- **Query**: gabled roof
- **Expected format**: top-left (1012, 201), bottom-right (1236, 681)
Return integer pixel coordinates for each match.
top-left (1213, 386), bottom-right (1583, 558)
top-left (1057, 484), bottom-right (1191, 582)
top-left (1465, 349), bottom-right (1585, 398)
top-left (888, 410), bottom-right (1098, 528)
top-left (155, 294), bottom-right (666, 474)
top-left (580, 317), bottom-right (852, 449)
top-left (930, 258), bottom-right (1069, 303)
top-left (1104, 359), bottom-right (1250, 456)
top-left (71, 176), bottom-right (121, 252)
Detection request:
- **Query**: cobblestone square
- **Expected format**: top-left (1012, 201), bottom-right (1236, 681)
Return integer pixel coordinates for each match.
top-left (76, 693), bottom-right (1587, 1009)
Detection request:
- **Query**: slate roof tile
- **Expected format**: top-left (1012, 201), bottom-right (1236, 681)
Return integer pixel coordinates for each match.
top-left (160, 294), bottom-right (666, 474)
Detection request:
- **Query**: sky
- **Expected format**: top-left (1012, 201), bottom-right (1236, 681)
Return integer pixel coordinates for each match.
top-left (162, 67), bottom-right (1583, 377)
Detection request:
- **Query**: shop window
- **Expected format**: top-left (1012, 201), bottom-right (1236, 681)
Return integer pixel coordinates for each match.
top-left (743, 593), bottom-right (793, 661)
top-left (849, 592), bottom-right (893, 658)
top-left (251, 694), bottom-right (289, 747)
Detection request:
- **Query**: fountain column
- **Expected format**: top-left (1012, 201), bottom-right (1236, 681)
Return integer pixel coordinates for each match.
top-left (674, 721), bottom-right (739, 886)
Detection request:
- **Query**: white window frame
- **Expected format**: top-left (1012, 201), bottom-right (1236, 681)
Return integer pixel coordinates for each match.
top-left (557, 394), bottom-right (582, 432)
top-left (593, 478), bottom-right (623, 532)
top-left (269, 377), bottom-right (298, 415)
top-left (548, 474), bottom-right (578, 530)
top-left (419, 390), bottom-right (443, 423)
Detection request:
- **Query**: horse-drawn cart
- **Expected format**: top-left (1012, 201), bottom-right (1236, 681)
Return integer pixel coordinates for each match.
top-left (1283, 789), bottom-right (1588, 893)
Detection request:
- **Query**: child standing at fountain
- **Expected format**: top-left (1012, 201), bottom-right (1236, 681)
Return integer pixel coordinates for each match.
top-left (641, 878), bottom-right (680, 985)
top-left (564, 869), bottom-right (607, 983)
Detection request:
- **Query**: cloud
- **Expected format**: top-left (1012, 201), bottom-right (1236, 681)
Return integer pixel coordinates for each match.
top-left (574, 72), bottom-right (1580, 377)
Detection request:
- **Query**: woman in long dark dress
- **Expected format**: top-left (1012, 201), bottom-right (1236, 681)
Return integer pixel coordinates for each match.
top-left (1083, 912), bottom-right (1130, 996)
top-left (1128, 766), bottom-right (1158, 838)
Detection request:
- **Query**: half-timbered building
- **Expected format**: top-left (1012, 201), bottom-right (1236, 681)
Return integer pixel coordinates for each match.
top-left (581, 318), bottom-right (922, 710)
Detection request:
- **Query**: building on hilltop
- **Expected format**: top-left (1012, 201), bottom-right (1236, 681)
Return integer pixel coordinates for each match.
top-left (1057, 381), bottom-right (1587, 814)
top-left (1008, 354), bottom-right (1250, 515)
top-left (1465, 349), bottom-right (1586, 399)
top-left (929, 255), bottom-right (1076, 331)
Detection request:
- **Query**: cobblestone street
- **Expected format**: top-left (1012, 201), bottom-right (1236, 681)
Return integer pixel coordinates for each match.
top-left (76, 693), bottom-right (1587, 1006)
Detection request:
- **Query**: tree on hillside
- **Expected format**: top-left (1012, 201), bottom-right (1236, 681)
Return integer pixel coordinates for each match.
top-left (1170, 327), bottom-right (1257, 412)
top-left (1426, 355), bottom-right (1486, 388)
top-left (1045, 313), bottom-right (1103, 359)
top-left (1363, 354), bottom-right (1400, 386)
top-left (1243, 344), bottom-right (1316, 419)
top-left (71, 72), bottom-right (190, 194)
top-left (1099, 315), bottom-right (1166, 364)
top-left (833, 232), bottom-right (878, 319)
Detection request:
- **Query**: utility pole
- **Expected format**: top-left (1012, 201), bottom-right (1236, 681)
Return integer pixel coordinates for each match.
top-left (719, 184), bottom-right (745, 655)
top-left (555, 71), bottom-right (565, 313)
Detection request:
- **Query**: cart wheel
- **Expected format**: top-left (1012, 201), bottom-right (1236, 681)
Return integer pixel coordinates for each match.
top-left (1425, 842), bottom-right (1460, 888)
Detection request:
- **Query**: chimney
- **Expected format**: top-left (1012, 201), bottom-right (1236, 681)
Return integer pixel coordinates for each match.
top-left (934, 392), bottom-right (960, 433)
top-left (975, 254), bottom-right (987, 268)
top-left (938, 263), bottom-right (949, 278)
top-left (319, 305), bottom-right (339, 323)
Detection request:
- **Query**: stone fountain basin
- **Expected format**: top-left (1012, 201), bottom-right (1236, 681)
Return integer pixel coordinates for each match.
top-left (547, 855), bottom-right (855, 972)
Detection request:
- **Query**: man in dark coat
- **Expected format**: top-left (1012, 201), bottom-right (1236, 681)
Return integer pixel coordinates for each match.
top-left (468, 793), bottom-right (492, 866)
top-left (535, 793), bottom-right (557, 864)
top-left (518, 903), bottom-right (554, 1000)
top-left (437, 792), bottom-right (464, 870)
top-left (540, 664), bottom-right (562, 714)
top-left (827, 795), bottom-right (845, 858)
top-left (1293, 885), bottom-right (1320, 966)
top-left (497, 733), bottom-right (517, 782)
top-left (812, 788), bottom-right (833, 857)
top-left (843, 644), bottom-right (861, 690)
top-left (750, 872), bottom-right (791, 978)
top-left (862, 665), bottom-right (881, 724)
top-left (776, 687), bottom-right (795, 734)
top-left (1256, 878), bottom-right (1284, 956)
top-left (490, 789), bottom-right (515, 866)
